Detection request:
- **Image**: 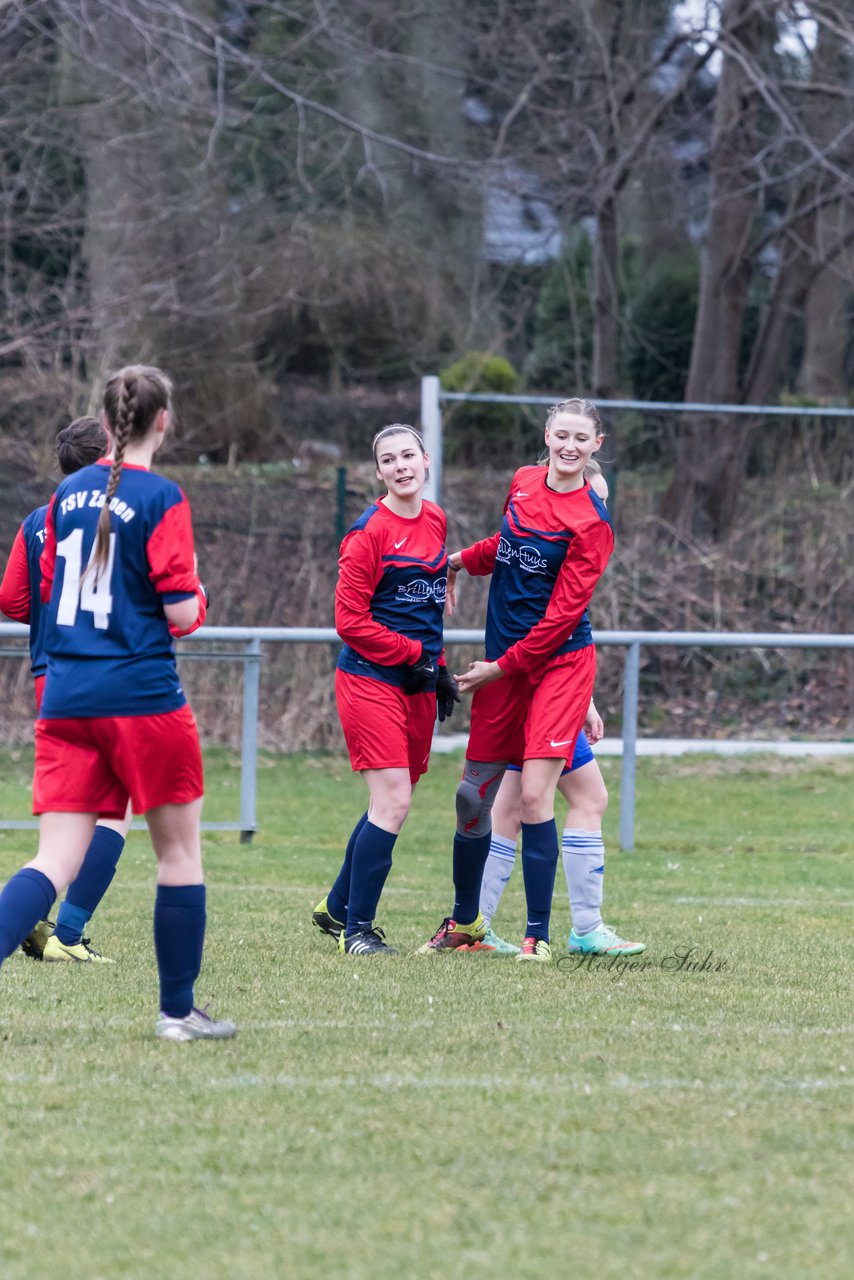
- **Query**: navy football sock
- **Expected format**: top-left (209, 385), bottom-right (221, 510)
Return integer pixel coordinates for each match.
top-left (452, 831), bottom-right (491, 925)
top-left (521, 819), bottom-right (559, 943)
top-left (0, 868), bottom-right (56, 963)
top-left (327, 810), bottom-right (368, 922)
top-left (55, 826), bottom-right (125, 945)
top-left (345, 822), bottom-right (397, 936)
top-left (154, 884), bottom-right (206, 1018)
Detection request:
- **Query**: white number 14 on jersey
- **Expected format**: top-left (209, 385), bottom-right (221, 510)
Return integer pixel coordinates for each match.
top-left (55, 528), bottom-right (116, 630)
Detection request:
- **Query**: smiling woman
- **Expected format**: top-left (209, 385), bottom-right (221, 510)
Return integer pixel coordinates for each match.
top-left (310, 423), bottom-right (460, 957)
top-left (419, 398), bottom-right (615, 963)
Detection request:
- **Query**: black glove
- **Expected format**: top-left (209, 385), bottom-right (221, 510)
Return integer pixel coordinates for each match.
top-left (401, 645), bottom-right (436, 694)
top-left (435, 666), bottom-right (461, 722)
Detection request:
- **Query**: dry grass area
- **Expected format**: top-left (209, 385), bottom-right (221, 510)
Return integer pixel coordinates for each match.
top-left (0, 446), bottom-right (850, 748)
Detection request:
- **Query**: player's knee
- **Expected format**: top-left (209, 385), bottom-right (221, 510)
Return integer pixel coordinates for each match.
top-left (385, 796), bottom-right (413, 831)
top-left (370, 788), bottom-right (412, 834)
top-left (519, 777), bottom-right (554, 822)
top-left (455, 777), bottom-right (491, 838)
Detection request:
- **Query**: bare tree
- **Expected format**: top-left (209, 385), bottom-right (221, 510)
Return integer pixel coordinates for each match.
top-left (2, 0), bottom-right (851, 495)
top-left (661, 0), bottom-right (854, 537)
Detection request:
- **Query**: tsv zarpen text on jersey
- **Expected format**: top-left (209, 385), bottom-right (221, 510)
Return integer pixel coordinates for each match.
top-left (59, 490), bottom-right (136, 523)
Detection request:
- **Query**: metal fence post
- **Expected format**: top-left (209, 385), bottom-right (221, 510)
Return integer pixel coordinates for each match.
top-left (420, 374), bottom-right (442, 504)
top-left (620, 641), bottom-right (640, 851)
top-left (239, 636), bottom-right (261, 844)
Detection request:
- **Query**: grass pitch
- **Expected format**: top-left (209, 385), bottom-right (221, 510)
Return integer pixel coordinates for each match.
top-left (1, 749), bottom-right (852, 1280)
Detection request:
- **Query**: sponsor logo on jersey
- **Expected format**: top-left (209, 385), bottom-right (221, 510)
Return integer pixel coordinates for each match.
top-left (496, 538), bottom-right (548, 575)
top-left (395, 575), bottom-right (447, 605)
top-left (394, 538), bottom-right (408, 549)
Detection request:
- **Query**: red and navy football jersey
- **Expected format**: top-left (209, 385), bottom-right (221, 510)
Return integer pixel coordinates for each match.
top-left (335, 498), bottom-right (447, 690)
top-left (0, 505), bottom-right (49, 676)
top-left (460, 465), bottom-right (614, 675)
top-left (38, 460), bottom-right (201, 718)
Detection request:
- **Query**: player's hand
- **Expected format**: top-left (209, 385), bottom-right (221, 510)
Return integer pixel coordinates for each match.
top-left (401, 646), bottom-right (436, 694)
top-left (585, 699), bottom-right (604, 744)
top-left (435, 666), bottom-right (461, 722)
top-left (455, 659), bottom-right (503, 693)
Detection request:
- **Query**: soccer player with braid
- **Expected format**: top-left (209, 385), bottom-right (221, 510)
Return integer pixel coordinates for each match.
top-left (0, 365), bottom-right (235, 1040)
top-left (1, 417), bottom-right (131, 963)
top-left (420, 399), bottom-right (621, 962)
top-left (312, 424), bottom-right (459, 955)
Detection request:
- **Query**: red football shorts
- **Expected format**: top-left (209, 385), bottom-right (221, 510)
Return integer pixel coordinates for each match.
top-left (466, 645), bottom-right (597, 766)
top-left (33, 674), bottom-right (46, 712)
top-left (336, 669), bottom-right (435, 783)
top-left (33, 704), bottom-right (204, 817)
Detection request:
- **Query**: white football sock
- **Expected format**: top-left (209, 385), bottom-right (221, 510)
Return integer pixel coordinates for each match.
top-left (479, 834), bottom-right (517, 925)
top-left (562, 828), bottom-right (605, 935)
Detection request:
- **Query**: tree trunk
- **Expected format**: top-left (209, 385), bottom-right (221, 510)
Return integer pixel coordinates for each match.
top-left (660, 0), bottom-right (774, 539)
top-left (62, 1), bottom-right (262, 452)
top-left (592, 194), bottom-right (619, 403)
top-left (798, 20), bottom-right (854, 400)
top-left (800, 231), bottom-right (853, 399)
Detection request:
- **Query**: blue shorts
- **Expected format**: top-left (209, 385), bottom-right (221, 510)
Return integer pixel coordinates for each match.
top-left (506, 729), bottom-right (594, 776)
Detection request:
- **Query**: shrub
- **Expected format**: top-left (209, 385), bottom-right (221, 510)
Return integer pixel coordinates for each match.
top-left (439, 351), bottom-right (524, 464)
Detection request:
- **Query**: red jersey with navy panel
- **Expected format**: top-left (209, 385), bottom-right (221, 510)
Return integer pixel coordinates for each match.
top-left (335, 498), bottom-right (447, 690)
top-left (460, 465), bottom-right (613, 674)
top-left (0, 505), bottom-right (49, 676)
top-left (38, 460), bottom-right (202, 719)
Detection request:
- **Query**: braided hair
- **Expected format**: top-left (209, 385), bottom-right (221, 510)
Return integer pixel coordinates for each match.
top-left (90, 365), bottom-right (172, 576)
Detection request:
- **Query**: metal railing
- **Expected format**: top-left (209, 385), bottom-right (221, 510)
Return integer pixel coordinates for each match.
top-left (2, 623), bottom-right (851, 849)
top-left (418, 375), bottom-right (854, 504)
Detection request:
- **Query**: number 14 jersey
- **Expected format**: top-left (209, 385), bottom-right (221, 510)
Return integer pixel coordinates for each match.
top-left (38, 460), bottom-right (200, 719)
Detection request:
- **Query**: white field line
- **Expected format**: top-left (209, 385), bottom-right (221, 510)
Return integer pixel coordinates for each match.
top-left (203, 1074), bottom-right (854, 1093)
top-left (109, 883), bottom-right (854, 909)
top-left (2, 1011), bottom-right (851, 1037)
top-left (1, 1067), bottom-right (851, 1093)
top-left (674, 895), bottom-right (854, 909)
top-left (111, 882), bottom-right (428, 894)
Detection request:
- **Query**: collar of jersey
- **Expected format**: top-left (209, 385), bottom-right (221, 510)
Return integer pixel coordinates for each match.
top-left (543, 475), bottom-right (590, 496)
top-left (96, 458), bottom-right (150, 472)
top-left (377, 495), bottom-right (424, 522)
